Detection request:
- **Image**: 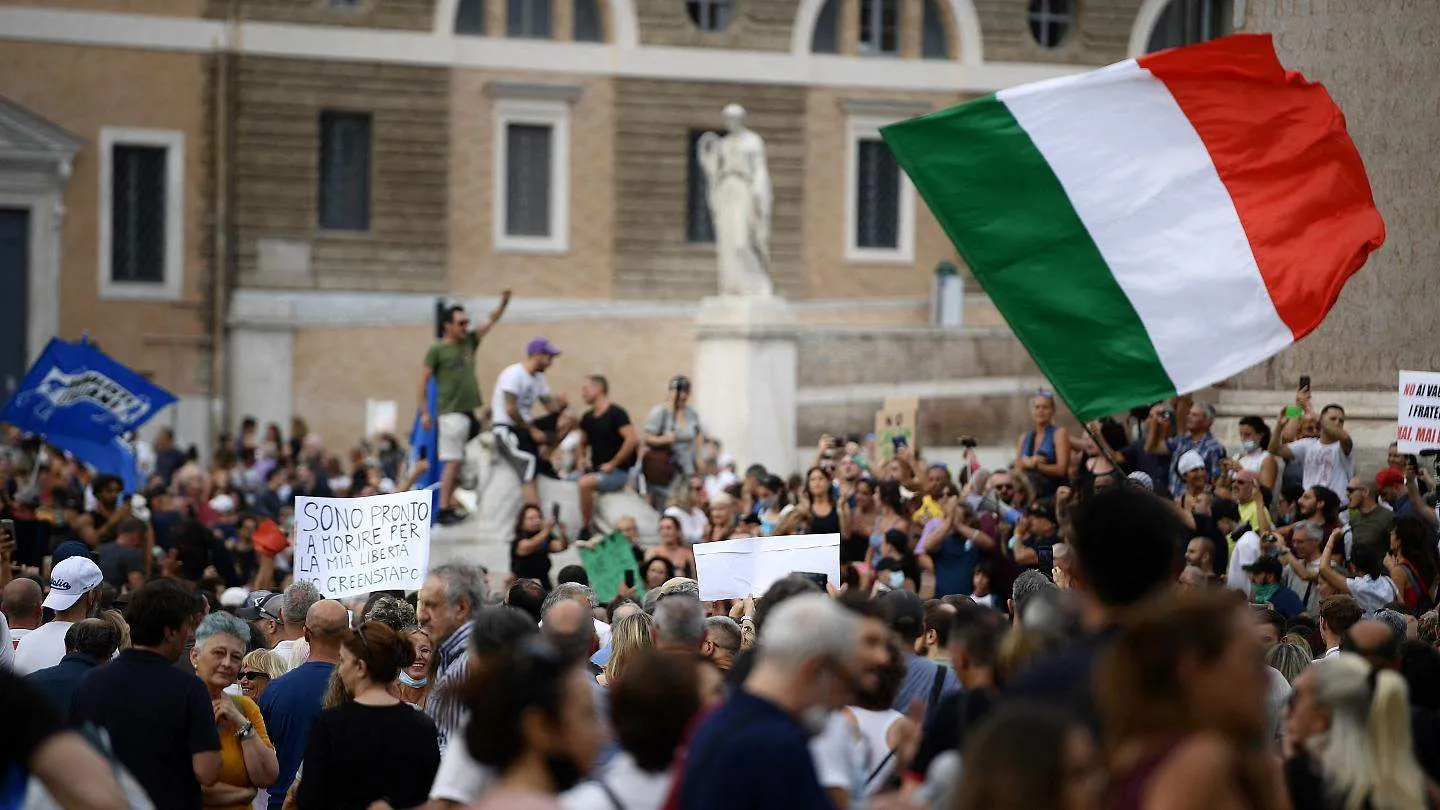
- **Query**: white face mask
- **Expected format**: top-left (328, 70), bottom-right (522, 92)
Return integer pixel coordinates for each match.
top-left (1241, 440), bottom-right (1258, 453)
top-left (887, 571), bottom-right (905, 589)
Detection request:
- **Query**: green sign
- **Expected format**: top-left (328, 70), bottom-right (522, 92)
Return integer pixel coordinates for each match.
top-left (578, 531), bottom-right (643, 603)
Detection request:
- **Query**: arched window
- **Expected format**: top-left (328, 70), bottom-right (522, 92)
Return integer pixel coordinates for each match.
top-left (687, 0), bottom-right (732, 32)
top-left (508, 0), bottom-right (553, 38)
top-left (456, 0), bottom-right (484, 34)
top-left (1027, 0), bottom-right (1074, 49)
top-left (574, 0), bottom-right (604, 41)
top-left (1146, 0), bottom-right (1231, 52)
top-left (858, 0), bottom-right (900, 55)
top-left (921, 0), bottom-right (949, 59)
top-left (811, 0), bottom-right (839, 53)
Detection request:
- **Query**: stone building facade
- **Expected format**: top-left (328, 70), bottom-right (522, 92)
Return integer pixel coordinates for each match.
top-left (2, 0), bottom-right (1426, 466)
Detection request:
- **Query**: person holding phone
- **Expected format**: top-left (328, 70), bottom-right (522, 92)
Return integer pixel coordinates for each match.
top-left (510, 504), bottom-right (569, 590)
top-left (1270, 384), bottom-right (1354, 499)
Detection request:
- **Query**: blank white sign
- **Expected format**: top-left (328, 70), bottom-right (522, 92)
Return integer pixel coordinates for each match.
top-left (693, 533), bottom-right (841, 601)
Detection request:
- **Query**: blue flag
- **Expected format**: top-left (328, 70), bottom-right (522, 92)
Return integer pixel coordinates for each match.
top-left (409, 377), bottom-right (441, 524)
top-left (0, 337), bottom-right (176, 492)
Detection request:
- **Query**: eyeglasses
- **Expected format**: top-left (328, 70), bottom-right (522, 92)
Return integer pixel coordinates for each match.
top-left (238, 671), bottom-right (270, 681)
top-left (1345, 486), bottom-right (1365, 493)
top-left (995, 484), bottom-right (1015, 491)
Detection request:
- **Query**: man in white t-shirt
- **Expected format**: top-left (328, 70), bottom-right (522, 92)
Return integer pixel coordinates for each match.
top-left (2, 577), bottom-right (44, 656)
top-left (1272, 402), bottom-right (1353, 500)
top-left (14, 556), bottom-right (104, 676)
top-left (491, 337), bottom-right (566, 506)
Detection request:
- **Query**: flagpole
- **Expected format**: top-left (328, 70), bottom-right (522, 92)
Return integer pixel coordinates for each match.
top-left (1080, 418), bottom-right (1128, 479)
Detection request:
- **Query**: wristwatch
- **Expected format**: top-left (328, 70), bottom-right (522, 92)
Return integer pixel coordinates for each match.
top-left (235, 721), bottom-right (256, 741)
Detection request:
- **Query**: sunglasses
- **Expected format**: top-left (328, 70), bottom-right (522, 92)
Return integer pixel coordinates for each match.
top-left (995, 484), bottom-right (1015, 491)
top-left (456, 319), bottom-right (471, 328)
top-left (1034, 389), bottom-right (1054, 399)
top-left (238, 671), bottom-right (270, 681)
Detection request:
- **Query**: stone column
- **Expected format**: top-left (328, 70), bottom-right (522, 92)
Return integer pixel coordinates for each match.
top-left (693, 295), bottom-right (798, 476)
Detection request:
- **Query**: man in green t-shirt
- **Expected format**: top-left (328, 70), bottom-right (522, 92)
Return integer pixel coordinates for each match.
top-left (419, 291), bottom-right (511, 524)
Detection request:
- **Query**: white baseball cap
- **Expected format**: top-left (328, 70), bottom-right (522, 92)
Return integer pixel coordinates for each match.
top-left (44, 556), bottom-right (104, 611)
top-left (1176, 450), bottom-right (1206, 476)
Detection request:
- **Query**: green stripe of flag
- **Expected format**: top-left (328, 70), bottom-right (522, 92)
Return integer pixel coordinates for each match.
top-left (882, 97), bottom-right (1177, 421)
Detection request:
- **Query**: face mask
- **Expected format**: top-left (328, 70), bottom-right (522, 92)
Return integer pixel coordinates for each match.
top-left (887, 571), bottom-right (905, 589)
top-left (397, 671), bottom-right (428, 688)
top-left (543, 753), bottom-right (585, 793)
top-left (1251, 582), bottom-right (1280, 604)
top-left (1241, 440), bottom-right (1258, 453)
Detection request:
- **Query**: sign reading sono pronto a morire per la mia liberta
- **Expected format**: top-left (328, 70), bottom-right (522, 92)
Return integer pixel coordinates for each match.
top-left (293, 490), bottom-right (433, 599)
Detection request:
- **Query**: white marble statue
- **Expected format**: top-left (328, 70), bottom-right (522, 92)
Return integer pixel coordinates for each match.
top-left (697, 104), bottom-right (774, 297)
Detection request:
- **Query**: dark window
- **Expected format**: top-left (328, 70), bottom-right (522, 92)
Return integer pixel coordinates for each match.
top-left (859, 0), bottom-right (899, 55)
top-left (1147, 0), bottom-right (1231, 52)
top-left (456, 0), bottom-right (485, 34)
top-left (508, 0), bottom-right (553, 38)
top-left (573, 0), bottom-right (603, 41)
top-left (505, 123), bottom-right (553, 237)
top-left (855, 138), bottom-right (899, 249)
top-left (687, 0), bottom-right (731, 32)
top-left (318, 111), bottom-right (372, 231)
top-left (111, 145), bottom-right (167, 283)
top-left (1027, 0), bottom-right (1074, 49)
top-left (685, 130), bottom-right (717, 244)
top-left (811, 0), bottom-right (839, 53)
top-left (922, 0), bottom-right (949, 58)
top-left (328, 0), bottom-right (361, 7)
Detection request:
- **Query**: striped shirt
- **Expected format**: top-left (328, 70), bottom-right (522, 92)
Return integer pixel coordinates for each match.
top-left (425, 621), bottom-right (473, 753)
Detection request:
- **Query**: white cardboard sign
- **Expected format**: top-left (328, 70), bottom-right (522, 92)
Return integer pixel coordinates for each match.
top-left (1397, 370), bottom-right (1440, 453)
top-left (693, 533), bottom-right (840, 601)
top-left (293, 490), bottom-right (433, 599)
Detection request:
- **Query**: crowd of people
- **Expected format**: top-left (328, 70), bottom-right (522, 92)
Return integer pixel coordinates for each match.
top-left (3, 296), bottom-right (1440, 810)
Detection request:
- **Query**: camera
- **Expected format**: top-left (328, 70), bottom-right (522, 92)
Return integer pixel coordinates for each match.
top-left (958, 435), bottom-right (978, 449)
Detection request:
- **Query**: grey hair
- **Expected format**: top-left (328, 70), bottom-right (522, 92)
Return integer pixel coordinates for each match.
top-left (1294, 521), bottom-right (1324, 540)
top-left (431, 562), bottom-right (487, 611)
top-left (365, 595), bottom-right (417, 632)
top-left (195, 612), bottom-right (252, 650)
top-left (705, 615), bottom-right (742, 650)
top-left (1367, 609), bottom-right (1408, 641)
top-left (659, 579), bottom-right (700, 600)
top-left (756, 593), bottom-right (858, 674)
top-left (1195, 401), bottom-right (1217, 422)
top-left (282, 581), bottom-right (322, 626)
top-left (1011, 569), bottom-right (1058, 617)
top-left (653, 595), bottom-right (705, 647)
top-left (1266, 640), bottom-right (1312, 685)
top-left (541, 582), bottom-right (597, 616)
top-left (1307, 653), bottom-right (1425, 810)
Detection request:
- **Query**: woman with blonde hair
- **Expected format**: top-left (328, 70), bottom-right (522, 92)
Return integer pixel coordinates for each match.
top-left (238, 648), bottom-right (287, 702)
top-left (1284, 652), bottom-right (1429, 810)
top-left (1264, 640), bottom-right (1312, 686)
top-left (599, 611), bottom-right (653, 688)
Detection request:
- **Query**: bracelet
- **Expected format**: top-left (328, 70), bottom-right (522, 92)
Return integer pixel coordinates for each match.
top-left (235, 722), bottom-right (256, 741)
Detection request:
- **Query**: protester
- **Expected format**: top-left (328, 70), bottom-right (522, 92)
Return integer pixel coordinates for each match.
top-left (1317, 527), bottom-right (1400, 612)
top-left (643, 375), bottom-right (705, 509)
top-left (419, 294), bottom-right (510, 525)
top-left (1146, 401), bottom-right (1227, 499)
top-left (24, 617), bottom-right (119, 714)
top-left (239, 648), bottom-right (287, 703)
top-left (512, 504), bottom-right (570, 591)
top-left (1388, 515), bottom-right (1439, 615)
top-left (1235, 415), bottom-right (1279, 493)
top-left (1, 577), bottom-right (43, 656)
top-left (296, 621), bottom-right (440, 809)
top-left (492, 338), bottom-right (566, 507)
top-left (878, 589), bottom-right (958, 726)
top-left (908, 605), bottom-right (1003, 793)
top-left (1284, 652), bottom-right (1427, 810)
top-left (953, 703), bottom-right (1102, 810)
top-left (598, 611), bottom-right (652, 687)
top-left (96, 516), bottom-right (148, 589)
top-left (647, 516), bottom-right (696, 580)
top-left (258, 599), bottom-right (346, 809)
top-left (563, 650), bottom-right (700, 810)
top-left (1266, 639), bottom-right (1313, 685)
top-left (396, 625), bottom-right (433, 706)
top-left (73, 578), bottom-right (221, 807)
top-left (14, 555), bottom-right (104, 675)
top-left (190, 611), bottom-right (279, 809)
top-left (462, 638), bottom-right (605, 810)
top-left (1244, 556), bottom-right (1306, 620)
top-left (418, 562), bottom-right (486, 752)
top-left (1272, 399), bottom-right (1354, 499)
top-left (701, 615), bottom-right (741, 671)
top-left (663, 477), bottom-right (710, 544)
top-left (1014, 390), bottom-right (1071, 498)
top-left (0, 668), bottom-right (131, 808)
top-left (575, 374), bottom-right (639, 535)
top-left (1317, 595), bottom-right (1363, 660)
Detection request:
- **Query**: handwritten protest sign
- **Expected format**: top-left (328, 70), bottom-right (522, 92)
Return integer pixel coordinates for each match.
top-left (294, 490), bottom-right (432, 599)
top-left (875, 397), bottom-right (919, 462)
top-left (578, 531), bottom-right (642, 603)
top-left (1397, 371), bottom-right (1440, 453)
top-left (693, 533), bottom-right (839, 601)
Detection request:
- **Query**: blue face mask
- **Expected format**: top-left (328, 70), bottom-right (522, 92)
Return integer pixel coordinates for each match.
top-left (1241, 440), bottom-right (1258, 453)
top-left (397, 671), bottom-right (428, 688)
top-left (887, 571), bottom-right (905, 589)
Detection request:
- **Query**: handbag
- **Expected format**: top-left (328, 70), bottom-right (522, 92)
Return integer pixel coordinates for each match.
top-left (642, 410), bottom-right (679, 487)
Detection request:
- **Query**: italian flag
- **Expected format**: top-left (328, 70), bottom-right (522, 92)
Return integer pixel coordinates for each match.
top-left (882, 34), bottom-right (1384, 422)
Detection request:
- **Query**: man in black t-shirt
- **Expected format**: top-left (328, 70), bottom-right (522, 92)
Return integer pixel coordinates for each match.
top-left (576, 374), bottom-right (639, 533)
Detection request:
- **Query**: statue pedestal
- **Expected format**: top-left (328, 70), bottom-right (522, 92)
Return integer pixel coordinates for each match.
top-left (693, 295), bottom-right (797, 476)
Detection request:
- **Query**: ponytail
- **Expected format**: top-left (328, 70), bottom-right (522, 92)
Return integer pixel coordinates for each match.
top-left (1310, 654), bottom-right (1426, 810)
top-left (1364, 669), bottom-right (1424, 810)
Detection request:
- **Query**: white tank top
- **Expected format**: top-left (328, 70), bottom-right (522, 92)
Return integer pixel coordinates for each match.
top-left (1239, 449), bottom-right (1271, 474)
top-left (850, 707), bottom-right (904, 797)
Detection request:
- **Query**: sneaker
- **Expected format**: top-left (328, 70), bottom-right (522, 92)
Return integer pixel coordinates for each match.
top-left (576, 525), bottom-right (594, 544)
top-left (436, 509), bottom-right (463, 526)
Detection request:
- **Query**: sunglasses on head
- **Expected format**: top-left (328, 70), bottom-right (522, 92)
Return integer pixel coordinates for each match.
top-left (238, 671), bottom-right (269, 681)
top-left (1034, 389), bottom-right (1054, 399)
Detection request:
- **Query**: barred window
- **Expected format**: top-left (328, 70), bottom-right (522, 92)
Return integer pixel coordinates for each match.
top-left (318, 111), bottom-right (372, 231)
top-left (859, 0), bottom-right (900, 56)
top-left (1028, 0), bottom-right (1074, 49)
top-left (685, 130), bottom-right (717, 244)
top-left (110, 145), bottom-right (167, 284)
top-left (855, 139), bottom-right (899, 249)
top-left (687, 0), bottom-right (731, 32)
top-left (1147, 0), bottom-right (1232, 52)
top-left (505, 123), bottom-right (553, 237)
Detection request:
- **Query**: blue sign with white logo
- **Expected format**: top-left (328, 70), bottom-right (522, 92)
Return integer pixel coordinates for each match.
top-left (0, 337), bottom-right (176, 492)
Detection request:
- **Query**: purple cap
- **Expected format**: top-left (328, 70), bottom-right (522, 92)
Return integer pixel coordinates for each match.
top-left (526, 337), bottom-right (561, 357)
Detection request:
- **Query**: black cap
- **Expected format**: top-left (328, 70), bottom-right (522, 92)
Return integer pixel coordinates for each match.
top-left (669, 375), bottom-right (691, 392)
top-left (236, 592), bottom-right (283, 622)
top-left (878, 588), bottom-right (925, 641)
top-left (1243, 556), bottom-right (1284, 578)
top-left (1027, 500), bottom-right (1056, 524)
